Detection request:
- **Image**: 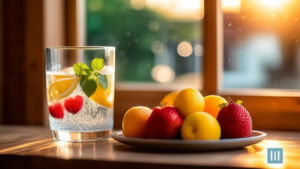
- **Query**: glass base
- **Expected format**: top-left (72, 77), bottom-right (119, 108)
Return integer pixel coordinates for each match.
top-left (52, 130), bottom-right (111, 142)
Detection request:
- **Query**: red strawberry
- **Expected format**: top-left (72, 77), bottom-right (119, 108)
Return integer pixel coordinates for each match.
top-left (146, 105), bottom-right (183, 139)
top-left (217, 98), bottom-right (252, 138)
top-left (64, 95), bottom-right (84, 114)
top-left (49, 103), bottom-right (64, 119)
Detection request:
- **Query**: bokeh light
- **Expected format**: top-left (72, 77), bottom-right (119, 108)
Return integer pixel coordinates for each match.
top-left (130, 0), bottom-right (145, 10)
top-left (254, 0), bottom-right (290, 9)
top-left (151, 41), bottom-right (164, 54)
top-left (88, 0), bottom-right (102, 12)
top-left (145, 0), bottom-right (203, 20)
top-left (86, 0), bottom-right (202, 84)
top-left (151, 65), bottom-right (175, 83)
top-left (176, 0), bottom-right (201, 11)
top-left (177, 41), bottom-right (193, 57)
top-left (148, 20), bottom-right (159, 32)
top-left (222, 0), bottom-right (241, 13)
top-left (194, 44), bottom-right (203, 57)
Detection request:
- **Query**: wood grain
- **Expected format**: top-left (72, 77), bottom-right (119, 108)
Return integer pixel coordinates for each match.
top-left (0, 0), bottom-right (3, 124)
top-left (1, 126), bottom-right (300, 169)
top-left (2, 0), bottom-right (27, 124)
top-left (25, 0), bottom-right (45, 125)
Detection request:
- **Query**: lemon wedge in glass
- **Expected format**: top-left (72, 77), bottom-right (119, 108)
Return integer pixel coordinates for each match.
top-left (48, 75), bottom-right (80, 102)
top-left (90, 75), bottom-right (114, 108)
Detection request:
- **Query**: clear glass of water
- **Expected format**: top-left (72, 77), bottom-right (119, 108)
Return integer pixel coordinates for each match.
top-left (45, 46), bottom-right (115, 142)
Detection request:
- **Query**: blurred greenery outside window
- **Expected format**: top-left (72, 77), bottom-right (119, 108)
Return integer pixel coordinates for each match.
top-left (86, 0), bottom-right (203, 89)
top-left (222, 0), bottom-right (300, 90)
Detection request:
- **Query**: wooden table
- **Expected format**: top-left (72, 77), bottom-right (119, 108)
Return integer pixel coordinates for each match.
top-left (0, 125), bottom-right (299, 169)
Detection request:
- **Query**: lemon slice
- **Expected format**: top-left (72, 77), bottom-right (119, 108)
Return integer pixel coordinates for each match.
top-left (90, 75), bottom-right (114, 108)
top-left (48, 75), bottom-right (80, 102)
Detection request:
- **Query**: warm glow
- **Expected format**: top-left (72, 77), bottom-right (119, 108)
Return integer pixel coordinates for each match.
top-left (265, 140), bottom-right (280, 148)
top-left (176, 0), bottom-right (201, 11)
top-left (222, 0), bottom-right (241, 13)
top-left (177, 41), bottom-right (193, 57)
top-left (151, 65), bottom-right (175, 83)
top-left (266, 163), bottom-right (284, 168)
top-left (130, 0), bottom-right (145, 10)
top-left (254, 0), bottom-right (290, 9)
top-left (58, 131), bottom-right (72, 141)
top-left (146, 0), bottom-right (203, 20)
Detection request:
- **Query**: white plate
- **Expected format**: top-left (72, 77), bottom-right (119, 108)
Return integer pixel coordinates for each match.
top-left (112, 130), bottom-right (267, 151)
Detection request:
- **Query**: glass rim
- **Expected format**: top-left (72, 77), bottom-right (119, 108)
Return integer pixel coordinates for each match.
top-left (46, 46), bottom-right (115, 50)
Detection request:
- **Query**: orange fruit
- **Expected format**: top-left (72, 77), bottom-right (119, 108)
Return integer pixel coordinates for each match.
top-left (181, 112), bottom-right (221, 140)
top-left (173, 88), bottom-right (205, 118)
top-left (122, 106), bottom-right (152, 138)
top-left (160, 91), bottom-right (179, 106)
top-left (203, 95), bottom-right (227, 118)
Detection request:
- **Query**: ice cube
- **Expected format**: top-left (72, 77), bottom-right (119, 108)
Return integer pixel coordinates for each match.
top-left (62, 67), bottom-right (75, 74)
top-left (99, 66), bottom-right (114, 75)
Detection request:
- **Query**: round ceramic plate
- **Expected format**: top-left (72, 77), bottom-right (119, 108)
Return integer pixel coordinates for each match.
top-left (112, 130), bottom-right (267, 151)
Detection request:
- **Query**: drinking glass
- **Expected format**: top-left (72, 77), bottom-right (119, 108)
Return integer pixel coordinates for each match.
top-left (45, 46), bottom-right (115, 142)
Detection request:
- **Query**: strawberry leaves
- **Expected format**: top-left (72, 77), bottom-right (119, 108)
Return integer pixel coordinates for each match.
top-left (219, 97), bottom-right (243, 108)
top-left (237, 100), bottom-right (243, 105)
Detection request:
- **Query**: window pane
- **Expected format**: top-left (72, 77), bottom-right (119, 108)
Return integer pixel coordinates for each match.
top-left (86, 0), bottom-right (203, 89)
top-left (222, 0), bottom-right (300, 89)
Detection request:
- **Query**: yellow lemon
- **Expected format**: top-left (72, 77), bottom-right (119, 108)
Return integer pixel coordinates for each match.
top-left (122, 106), bottom-right (152, 138)
top-left (90, 81), bottom-right (113, 108)
top-left (173, 88), bottom-right (205, 118)
top-left (48, 75), bottom-right (80, 102)
top-left (203, 95), bottom-right (227, 118)
top-left (160, 91), bottom-right (179, 106)
top-left (181, 112), bottom-right (221, 140)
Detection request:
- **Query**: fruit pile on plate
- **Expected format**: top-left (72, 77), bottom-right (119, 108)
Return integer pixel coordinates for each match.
top-left (122, 88), bottom-right (252, 140)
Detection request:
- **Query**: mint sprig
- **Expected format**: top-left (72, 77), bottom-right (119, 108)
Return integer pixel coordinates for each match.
top-left (81, 75), bottom-right (97, 97)
top-left (73, 63), bottom-right (90, 75)
top-left (91, 58), bottom-right (104, 71)
top-left (73, 58), bottom-right (108, 97)
top-left (98, 74), bottom-right (108, 89)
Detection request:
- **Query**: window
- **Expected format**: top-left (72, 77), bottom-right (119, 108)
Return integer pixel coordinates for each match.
top-left (33, 0), bottom-right (300, 129)
top-left (1, 0), bottom-right (299, 128)
top-left (222, 0), bottom-right (300, 92)
top-left (86, 0), bottom-right (204, 90)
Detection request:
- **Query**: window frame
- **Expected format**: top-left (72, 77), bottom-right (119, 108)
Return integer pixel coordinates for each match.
top-left (205, 0), bottom-right (300, 130)
top-left (43, 0), bottom-right (300, 130)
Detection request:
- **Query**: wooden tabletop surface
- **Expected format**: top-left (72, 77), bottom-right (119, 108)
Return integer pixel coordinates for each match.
top-left (0, 125), bottom-right (300, 169)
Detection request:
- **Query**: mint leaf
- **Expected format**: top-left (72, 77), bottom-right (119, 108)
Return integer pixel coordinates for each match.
top-left (73, 63), bottom-right (89, 75)
top-left (86, 68), bottom-right (94, 75)
top-left (80, 75), bottom-right (88, 87)
top-left (91, 58), bottom-right (104, 71)
top-left (94, 72), bottom-right (100, 76)
top-left (98, 74), bottom-right (108, 89)
top-left (81, 75), bottom-right (97, 97)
